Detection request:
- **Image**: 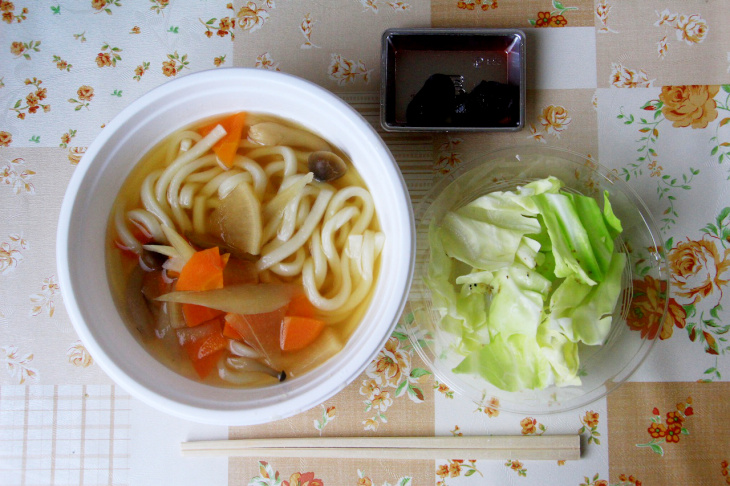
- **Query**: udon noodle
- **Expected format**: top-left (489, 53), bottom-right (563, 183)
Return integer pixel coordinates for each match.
top-left (108, 112), bottom-right (384, 387)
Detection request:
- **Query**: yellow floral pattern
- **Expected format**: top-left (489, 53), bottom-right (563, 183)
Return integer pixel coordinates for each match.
top-left (11, 78), bottom-right (49, 119)
top-left (433, 380), bottom-right (454, 399)
top-left (53, 55), bottom-right (72, 72)
top-left (475, 395), bottom-right (500, 417)
top-left (0, 131), bottom-right (11, 147)
top-left (67, 147), bottom-right (86, 165)
top-left (596, 1), bottom-right (617, 34)
top-left (617, 474), bottom-right (643, 486)
top-left (637, 397), bottom-right (693, 454)
top-left (358, 0), bottom-right (412, 13)
top-left (527, 0), bottom-right (576, 27)
top-left (149, 0), bottom-right (169, 15)
top-left (436, 459), bottom-right (482, 485)
top-left (0, 233), bottom-right (27, 274)
top-left (579, 474), bottom-right (608, 486)
top-left (162, 51), bottom-right (189, 77)
top-left (312, 404), bottom-right (336, 434)
top-left (653, 9), bottom-right (708, 60)
top-left (236, 1), bottom-right (272, 33)
top-left (92, 0), bottom-right (122, 15)
top-left (67, 341), bottom-right (94, 368)
top-left (669, 235), bottom-right (730, 307)
top-left (68, 85), bottom-right (95, 111)
top-left (255, 52), bottom-right (280, 71)
top-left (660, 85), bottom-right (719, 129)
top-left (505, 459), bottom-right (526, 477)
top-left (1, 158), bottom-right (34, 195)
top-left (30, 275), bottom-right (59, 317)
top-left (96, 42), bottom-right (122, 67)
top-left (299, 13), bottom-right (318, 49)
top-left (200, 4), bottom-right (237, 40)
top-left (357, 469), bottom-right (412, 486)
top-left (10, 39), bottom-right (41, 60)
top-left (610, 62), bottom-right (654, 88)
top-left (359, 325), bottom-right (430, 431)
top-left (2, 345), bottom-right (38, 384)
top-left (539, 104), bottom-right (571, 137)
top-left (457, 0), bottom-right (497, 11)
top-left (328, 54), bottom-right (372, 86)
top-left (436, 137), bottom-right (463, 174)
top-left (520, 416), bottom-right (546, 435)
top-left (527, 104), bottom-right (572, 143)
top-left (1, 1), bottom-right (28, 24)
top-left (613, 86), bottom-right (730, 232)
top-left (133, 62), bottom-right (150, 81)
top-left (579, 410), bottom-right (601, 445)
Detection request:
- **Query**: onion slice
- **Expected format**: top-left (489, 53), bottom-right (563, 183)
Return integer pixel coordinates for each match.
top-left (155, 283), bottom-right (297, 315)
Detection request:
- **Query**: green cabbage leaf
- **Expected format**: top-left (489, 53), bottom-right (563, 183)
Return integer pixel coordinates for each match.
top-left (425, 177), bottom-right (626, 391)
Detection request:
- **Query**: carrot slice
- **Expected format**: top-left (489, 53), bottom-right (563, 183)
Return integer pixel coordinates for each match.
top-left (198, 113), bottom-right (237, 138)
top-left (223, 256), bottom-right (259, 285)
top-left (215, 112), bottom-right (247, 168)
top-left (175, 246), bottom-right (227, 326)
top-left (198, 112), bottom-right (247, 168)
top-left (280, 316), bottom-right (325, 352)
top-left (176, 246), bottom-right (225, 292)
top-left (190, 349), bottom-right (225, 379)
top-left (177, 319), bottom-right (227, 378)
top-left (225, 308), bottom-right (286, 367)
top-left (194, 325), bottom-right (227, 358)
top-left (222, 320), bottom-right (243, 340)
top-left (182, 303), bottom-right (225, 328)
top-left (286, 293), bottom-right (316, 318)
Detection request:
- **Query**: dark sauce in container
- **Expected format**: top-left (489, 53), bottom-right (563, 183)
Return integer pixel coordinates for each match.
top-left (381, 29), bottom-right (525, 132)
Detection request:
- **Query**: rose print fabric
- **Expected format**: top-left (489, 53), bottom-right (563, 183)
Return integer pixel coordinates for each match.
top-left (2, 1), bottom-right (730, 486)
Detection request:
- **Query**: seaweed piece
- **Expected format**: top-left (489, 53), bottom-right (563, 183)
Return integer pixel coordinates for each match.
top-left (465, 80), bottom-right (519, 127)
top-left (405, 75), bottom-right (520, 128)
top-left (405, 74), bottom-right (457, 127)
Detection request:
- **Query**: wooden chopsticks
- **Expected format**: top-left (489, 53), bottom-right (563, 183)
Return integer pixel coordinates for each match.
top-left (181, 435), bottom-right (580, 460)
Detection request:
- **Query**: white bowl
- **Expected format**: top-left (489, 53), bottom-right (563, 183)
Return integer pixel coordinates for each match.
top-left (57, 68), bottom-right (415, 425)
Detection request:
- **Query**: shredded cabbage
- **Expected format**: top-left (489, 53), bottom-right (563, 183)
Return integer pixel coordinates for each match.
top-left (425, 177), bottom-right (625, 391)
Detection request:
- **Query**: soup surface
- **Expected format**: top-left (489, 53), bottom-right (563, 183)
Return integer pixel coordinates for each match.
top-left (107, 112), bottom-right (383, 387)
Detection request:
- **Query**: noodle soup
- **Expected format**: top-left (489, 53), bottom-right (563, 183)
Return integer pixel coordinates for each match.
top-left (107, 112), bottom-right (383, 388)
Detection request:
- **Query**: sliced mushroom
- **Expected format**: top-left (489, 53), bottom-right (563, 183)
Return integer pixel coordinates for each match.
top-left (139, 248), bottom-right (167, 272)
top-left (248, 122), bottom-right (330, 152)
top-left (308, 151), bottom-right (348, 182)
top-left (227, 339), bottom-right (261, 359)
top-left (226, 356), bottom-right (286, 381)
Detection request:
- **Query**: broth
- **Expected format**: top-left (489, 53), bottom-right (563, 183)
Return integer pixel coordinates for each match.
top-left (106, 112), bottom-right (383, 387)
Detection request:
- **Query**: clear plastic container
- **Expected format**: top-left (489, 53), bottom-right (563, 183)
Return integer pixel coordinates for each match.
top-left (405, 145), bottom-right (668, 414)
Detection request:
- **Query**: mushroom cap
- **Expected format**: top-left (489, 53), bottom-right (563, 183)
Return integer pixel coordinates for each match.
top-left (308, 151), bottom-right (348, 182)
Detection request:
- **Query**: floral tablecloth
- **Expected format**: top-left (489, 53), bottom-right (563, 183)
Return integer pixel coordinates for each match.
top-left (1, 1), bottom-right (729, 485)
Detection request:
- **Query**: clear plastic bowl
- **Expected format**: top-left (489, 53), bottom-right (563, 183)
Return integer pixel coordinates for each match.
top-left (405, 145), bottom-right (668, 414)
